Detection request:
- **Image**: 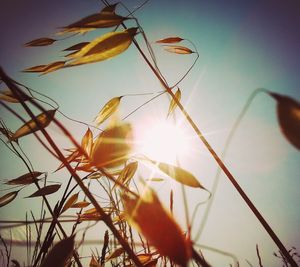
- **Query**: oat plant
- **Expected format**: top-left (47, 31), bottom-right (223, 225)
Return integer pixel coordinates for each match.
top-left (0, 1), bottom-right (299, 267)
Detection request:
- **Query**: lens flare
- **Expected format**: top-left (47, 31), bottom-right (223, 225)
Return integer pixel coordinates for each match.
top-left (137, 121), bottom-right (189, 163)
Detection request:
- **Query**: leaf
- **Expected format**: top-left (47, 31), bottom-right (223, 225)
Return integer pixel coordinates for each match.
top-left (146, 178), bottom-right (164, 182)
top-left (78, 206), bottom-right (112, 221)
top-left (0, 91), bottom-right (21, 103)
top-left (119, 161), bottom-right (138, 184)
top-left (23, 61), bottom-right (65, 74)
top-left (269, 92), bottom-right (300, 150)
top-left (64, 50), bottom-right (78, 57)
top-left (88, 172), bottom-right (103, 179)
top-left (64, 147), bottom-right (77, 152)
top-left (41, 61), bottom-right (65, 74)
top-left (88, 169), bottom-right (121, 179)
top-left (91, 122), bottom-right (133, 169)
top-left (94, 96), bottom-right (122, 126)
top-left (156, 36), bottom-right (184, 44)
top-left (26, 184), bottom-right (61, 198)
top-left (105, 247), bottom-right (124, 262)
top-left (25, 37), bottom-right (56, 47)
top-left (112, 161), bottom-right (138, 190)
top-left (136, 254), bottom-right (153, 264)
top-left (157, 162), bottom-right (205, 188)
top-left (0, 191), bottom-right (19, 207)
top-left (79, 208), bottom-right (102, 221)
top-left (81, 128), bottom-right (93, 155)
top-left (167, 88), bottom-right (181, 117)
top-left (75, 162), bottom-right (95, 172)
top-left (124, 254), bottom-right (155, 266)
top-left (101, 3), bottom-right (119, 14)
top-left (10, 109), bottom-right (56, 141)
top-left (55, 149), bottom-right (81, 172)
top-left (22, 64), bottom-right (47, 73)
top-left (122, 187), bottom-right (191, 267)
top-left (61, 193), bottom-right (79, 213)
top-left (85, 13), bottom-right (126, 28)
top-left (163, 45), bottom-right (194, 54)
top-left (66, 28), bottom-right (138, 67)
top-left (108, 169), bottom-right (123, 176)
top-left (0, 90), bottom-right (31, 103)
top-left (5, 171), bottom-right (44, 185)
top-left (70, 201), bottom-right (90, 208)
top-left (63, 42), bottom-right (90, 51)
top-left (59, 11), bottom-right (127, 34)
top-left (89, 255), bottom-right (100, 267)
top-left (82, 207), bottom-right (97, 214)
top-left (40, 236), bottom-right (74, 267)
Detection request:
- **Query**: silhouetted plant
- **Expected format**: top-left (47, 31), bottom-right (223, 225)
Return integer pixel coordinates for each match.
top-left (0, 1), bottom-right (299, 267)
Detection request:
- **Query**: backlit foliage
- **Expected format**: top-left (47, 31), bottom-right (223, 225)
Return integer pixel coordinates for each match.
top-left (0, 1), bottom-right (299, 267)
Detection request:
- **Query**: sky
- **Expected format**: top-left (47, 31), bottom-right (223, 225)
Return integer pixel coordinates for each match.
top-left (0, 0), bottom-right (300, 266)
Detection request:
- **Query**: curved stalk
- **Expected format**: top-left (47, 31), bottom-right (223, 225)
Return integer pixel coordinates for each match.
top-left (195, 88), bottom-right (270, 241)
top-left (93, 2), bottom-right (297, 264)
top-left (133, 37), bottom-right (297, 266)
top-left (1, 1), bottom-right (296, 264)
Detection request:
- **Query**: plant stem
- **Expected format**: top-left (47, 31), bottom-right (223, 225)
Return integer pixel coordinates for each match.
top-left (195, 88), bottom-right (269, 241)
top-left (0, 67), bottom-right (143, 267)
top-left (0, 110), bottom-right (82, 266)
top-left (100, 7), bottom-right (297, 265)
top-left (137, 41), bottom-right (297, 266)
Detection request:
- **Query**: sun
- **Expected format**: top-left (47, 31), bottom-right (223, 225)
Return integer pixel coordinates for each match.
top-left (136, 120), bottom-right (189, 163)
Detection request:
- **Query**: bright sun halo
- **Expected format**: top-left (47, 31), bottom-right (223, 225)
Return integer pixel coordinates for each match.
top-left (138, 121), bottom-right (189, 163)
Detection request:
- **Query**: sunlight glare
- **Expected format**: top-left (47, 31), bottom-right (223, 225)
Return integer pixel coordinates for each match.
top-left (138, 121), bottom-right (189, 163)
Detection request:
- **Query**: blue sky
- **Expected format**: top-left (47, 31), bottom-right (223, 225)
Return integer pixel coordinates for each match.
top-left (1, 0), bottom-right (300, 266)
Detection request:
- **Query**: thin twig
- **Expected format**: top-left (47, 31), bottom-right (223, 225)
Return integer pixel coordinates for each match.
top-left (256, 244), bottom-right (263, 267)
top-left (0, 235), bottom-right (10, 267)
